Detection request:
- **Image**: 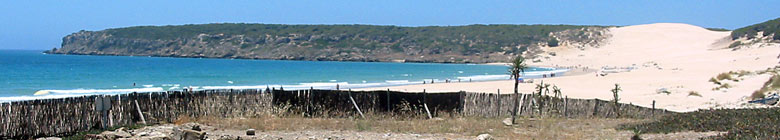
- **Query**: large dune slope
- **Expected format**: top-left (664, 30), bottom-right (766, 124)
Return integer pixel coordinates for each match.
top-left (362, 23), bottom-right (780, 112)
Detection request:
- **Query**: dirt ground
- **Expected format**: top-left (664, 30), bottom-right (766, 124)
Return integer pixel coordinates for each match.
top-left (77, 116), bottom-right (722, 140)
top-left (172, 116), bottom-right (720, 139)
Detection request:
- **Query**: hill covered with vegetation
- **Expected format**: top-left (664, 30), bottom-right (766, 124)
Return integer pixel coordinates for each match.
top-left (47, 23), bottom-right (608, 63)
top-left (731, 18), bottom-right (780, 40)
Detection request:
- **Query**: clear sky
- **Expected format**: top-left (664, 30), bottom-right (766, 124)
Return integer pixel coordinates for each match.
top-left (1, 0), bottom-right (778, 50)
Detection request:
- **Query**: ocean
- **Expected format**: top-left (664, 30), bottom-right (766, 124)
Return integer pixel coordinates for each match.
top-left (0, 50), bottom-right (565, 102)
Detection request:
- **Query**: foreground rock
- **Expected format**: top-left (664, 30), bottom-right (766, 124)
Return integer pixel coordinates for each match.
top-left (477, 134), bottom-right (494, 140)
top-left (502, 118), bottom-right (513, 126)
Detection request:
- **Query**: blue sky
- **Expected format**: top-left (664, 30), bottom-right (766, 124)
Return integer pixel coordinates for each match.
top-left (1, 0), bottom-right (778, 50)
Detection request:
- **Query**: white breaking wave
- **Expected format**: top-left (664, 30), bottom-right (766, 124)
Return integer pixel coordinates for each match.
top-left (457, 75), bottom-right (511, 81)
top-left (519, 69), bottom-right (569, 79)
top-left (43, 87), bottom-right (164, 94)
top-left (2, 69), bottom-right (568, 102)
top-left (0, 87), bottom-right (165, 102)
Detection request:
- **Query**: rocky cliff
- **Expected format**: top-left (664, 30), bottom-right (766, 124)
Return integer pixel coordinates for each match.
top-left (47, 24), bottom-right (608, 63)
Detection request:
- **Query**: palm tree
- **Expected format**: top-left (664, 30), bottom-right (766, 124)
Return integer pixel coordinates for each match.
top-left (509, 56), bottom-right (527, 124)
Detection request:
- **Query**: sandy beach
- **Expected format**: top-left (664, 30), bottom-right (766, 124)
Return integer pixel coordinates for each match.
top-left (361, 23), bottom-right (780, 112)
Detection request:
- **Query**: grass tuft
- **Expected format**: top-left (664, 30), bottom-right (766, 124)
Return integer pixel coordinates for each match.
top-left (687, 91), bottom-right (701, 97)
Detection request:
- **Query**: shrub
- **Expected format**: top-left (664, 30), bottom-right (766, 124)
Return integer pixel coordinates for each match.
top-left (708, 77), bottom-right (721, 85)
top-left (688, 91), bottom-right (701, 97)
top-left (751, 74), bottom-right (780, 99)
top-left (728, 41), bottom-right (742, 48)
top-left (547, 38), bottom-right (559, 47)
top-left (751, 90), bottom-right (767, 100)
top-left (715, 73), bottom-right (734, 81)
top-left (619, 108), bottom-right (780, 139)
top-left (706, 28), bottom-right (730, 31)
top-left (719, 83), bottom-right (732, 89)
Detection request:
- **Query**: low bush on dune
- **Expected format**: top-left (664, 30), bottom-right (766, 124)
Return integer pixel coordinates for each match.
top-left (728, 41), bottom-right (742, 49)
top-left (715, 73), bottom-right (735, 81)
top-left (619, 108), bottom-right (780, 139)
top-left (706, 28), bottom-right (730, 32)
top-left (750, 73), bottom-right (780, 99)
top-left (687, 91), bottom-right (701, 97)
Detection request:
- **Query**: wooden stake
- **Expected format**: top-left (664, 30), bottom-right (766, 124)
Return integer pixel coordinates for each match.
top-left (309, 87), bottom-right (314, 116)
top-left (347, 89), bottom-right (365, 119)
top-left (134, 100), bottom-right (146, 124)
top-left (593, 99), bottom-right (600, 117)
top-left (652, 100), bottom-right (656, 117)
top-left (518, 94), bottom-right (526, 117)
top-left (563, 96), bottom-right (568, 117)
top-left (422, 89), bottom-right (433, 119)
top-left (496, 89), bottom-right (501, 116)
top-left (386, 89), bottom-right (391, 112)
top-left (117, 95), bottom-right (122, 125)
top-left (6, 102), bottom-right (11, 132)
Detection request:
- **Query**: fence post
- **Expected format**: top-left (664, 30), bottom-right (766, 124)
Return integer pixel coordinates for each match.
top-left (4, 102), bottom-right (8, 135)
top-left (458, 91), bottom-right (465, 113)
top-left (309, 87), bottom-right (314, 117)
top-left (134, 100), bottom-right (146, 124)
top-left (563, 96), bottom-right (568, 117)
top-left (592, 99), bottom-right (600, 117)
top-left (386, 89), bottom-right (391, 112)
top-left (423, 89), bottom-right (432, 119)
top-left (347, 89), bottom-right (365, 119)
top-left (496, 89), bottom-right (501, 117)
top-left (652, 100), bottom-right (656, 117)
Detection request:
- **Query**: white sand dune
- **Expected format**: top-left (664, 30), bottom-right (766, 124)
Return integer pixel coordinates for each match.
top-left (361, 23), bottom-right (780, 112)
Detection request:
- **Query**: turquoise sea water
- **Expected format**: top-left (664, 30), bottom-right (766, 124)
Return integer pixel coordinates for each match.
top-left (0, 50), bottom-right (564, 101)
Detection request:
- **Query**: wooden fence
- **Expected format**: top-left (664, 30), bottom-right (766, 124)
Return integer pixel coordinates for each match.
top-left (0, 88), bottom-right (671, 139)
top-left (461, 93), bottom-right (670, 118)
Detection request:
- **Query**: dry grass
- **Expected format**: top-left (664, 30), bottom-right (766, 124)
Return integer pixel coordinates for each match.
top-left (715, 72), bottom-right (735, 81)
top-left (712, 83), bottom-right (733, 91)
top-left (688, 91), bottom-right (702, 97)
top-left (184, 113), bottom-right (643, 139)
top-left (751, 74), bottom-right (780, 99)
top-left (164, 92), bottom-right (649, 139)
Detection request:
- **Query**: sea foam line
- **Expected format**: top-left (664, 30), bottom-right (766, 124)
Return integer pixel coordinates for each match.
top-left (1, 69), bottom-right (568, 102)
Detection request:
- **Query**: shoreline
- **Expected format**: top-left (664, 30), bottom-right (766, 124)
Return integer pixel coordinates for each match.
top-left (0, 66), bottom-right (578, 103)
top-left (356, 67), bottom-right (588, 93)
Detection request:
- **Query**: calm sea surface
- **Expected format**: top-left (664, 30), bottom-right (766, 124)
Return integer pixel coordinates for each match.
top-left (0, 50), bottom-right (561, 101)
